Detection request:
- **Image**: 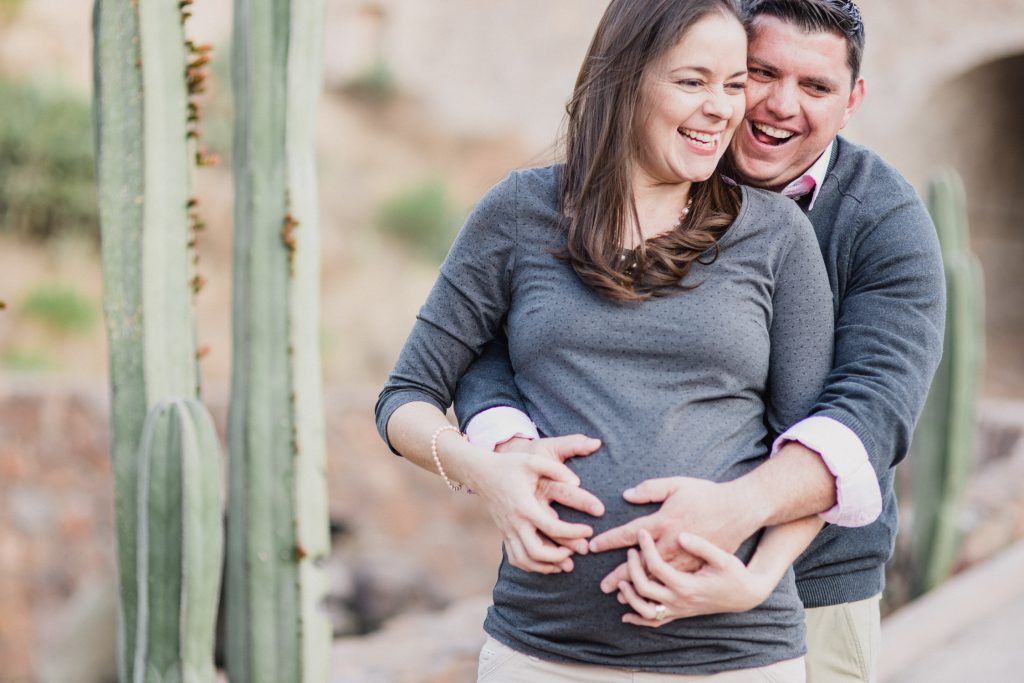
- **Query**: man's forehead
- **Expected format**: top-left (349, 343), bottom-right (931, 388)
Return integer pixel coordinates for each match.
top-left (747, 17), bottom-right (853, 81)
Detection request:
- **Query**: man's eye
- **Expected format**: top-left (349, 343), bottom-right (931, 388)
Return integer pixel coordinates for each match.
top-left (748, 68), bottom-right (772, 79)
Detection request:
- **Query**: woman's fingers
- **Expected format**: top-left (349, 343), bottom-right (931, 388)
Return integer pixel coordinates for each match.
top-left (637, 529), bottom-right (691, 592)
top-left (675, 531), bottom-right (738, 570)
top-left (517, 521), bottom-right (574, 564)
top-left (617, 580), bottom-right (664, 624)
top-left (504, 536), bottom-right (563, 574)
top-left (527, 454), bottom-right (581, 485)
top-left (626, 547), bottom-right (675, 604)
top-left (540, 434), bottom-right (602, 462)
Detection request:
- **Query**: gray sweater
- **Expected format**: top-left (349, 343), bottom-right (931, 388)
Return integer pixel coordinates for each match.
top-left (455, 138), bottom-right (947, 609)
top-left (376, 165), bottom-right (834, 673)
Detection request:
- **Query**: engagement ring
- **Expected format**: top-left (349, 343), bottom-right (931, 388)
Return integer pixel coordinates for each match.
top-left (654, 604), bottom-right (667, 621)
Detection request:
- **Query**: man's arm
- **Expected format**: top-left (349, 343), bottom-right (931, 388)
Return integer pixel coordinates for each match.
top-left (736, 190), bottom-right (947, 528)
top-left (453, 330), bottom-right (539, 448)
top-left (617, 517), bottom-right (826, 625)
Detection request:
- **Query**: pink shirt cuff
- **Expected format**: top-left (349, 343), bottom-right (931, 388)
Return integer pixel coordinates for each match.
top-left (464, 406), bottom-right (539, 452)
top-left (771, 415), bottom-right (883, 527)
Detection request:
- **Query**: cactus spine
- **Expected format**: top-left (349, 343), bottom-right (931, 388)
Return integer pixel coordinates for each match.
top-left (134, 399), bottom-right (223, 683)
top-left (226, 0), bottom-right (331, 681)
top-left (908, 168), bottom-right (985, 597)
top-left (93, 0), bottom-right (220, 679)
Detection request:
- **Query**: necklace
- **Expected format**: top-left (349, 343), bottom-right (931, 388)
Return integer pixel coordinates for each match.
top-left (618, 196), bottom-right (693, 275)
top-left (675, 196), bottom-right (693, 229)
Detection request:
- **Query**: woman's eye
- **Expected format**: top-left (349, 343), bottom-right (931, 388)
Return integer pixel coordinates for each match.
top-left (726, 82), bottom-right (747, 93)
top-left (678, 79), bottom-right (703, 90)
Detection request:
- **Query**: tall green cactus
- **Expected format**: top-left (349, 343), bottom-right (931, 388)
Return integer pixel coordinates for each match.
top-left (226, 1), bottom-right (331, 681)
top-left (134, 398), bottom-right (223, 683)
top-left (908, 168), bottom-right (985, 597)
top-left (93, 1), bottom-right (220, 679)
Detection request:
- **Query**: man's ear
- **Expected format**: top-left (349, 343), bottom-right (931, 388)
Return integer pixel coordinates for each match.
top-left (840, 78), bottom-right (866, 129)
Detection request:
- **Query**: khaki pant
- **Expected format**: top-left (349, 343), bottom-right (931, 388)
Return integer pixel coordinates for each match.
top-left (477, 636), bottom-right (806, 682)
top-left (803, 595), bottom-right (881, 683)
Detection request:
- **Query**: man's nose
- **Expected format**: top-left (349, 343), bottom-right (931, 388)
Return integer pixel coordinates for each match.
top-left (764, 81), bottom-right (800, 119)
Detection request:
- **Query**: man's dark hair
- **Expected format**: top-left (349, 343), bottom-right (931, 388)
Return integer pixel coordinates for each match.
top-left (743, 0), bottom-right (865, 86)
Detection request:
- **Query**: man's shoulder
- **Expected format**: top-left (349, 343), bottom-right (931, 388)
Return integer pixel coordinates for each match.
top-left (828, 137), bottom-right (920, 206)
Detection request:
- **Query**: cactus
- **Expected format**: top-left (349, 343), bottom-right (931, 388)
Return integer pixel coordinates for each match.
top-left (134, 398), bottom-right (223, 683)
top-left (225, 1), bottom-right (331, 681)
top-left (92, 0), bottom-right (215, 679)
top-left (908, 168), bottom-right (985, 597)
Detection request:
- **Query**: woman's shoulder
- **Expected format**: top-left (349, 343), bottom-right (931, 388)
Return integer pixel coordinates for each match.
top-left (734, 185), bottom-right (815, 245)
top-left (476, 164), bottom-right (561, 215)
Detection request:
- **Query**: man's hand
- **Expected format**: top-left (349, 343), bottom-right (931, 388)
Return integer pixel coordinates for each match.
top-left (591, 476), bottom-right (766, 593)
top-left (490, 435), bottom-right (606, 572)
top-left (616, 529), bottom-right (776, 626)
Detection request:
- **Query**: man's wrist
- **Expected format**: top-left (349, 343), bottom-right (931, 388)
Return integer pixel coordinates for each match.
top-left (722, 476), bottom-right (773, 537)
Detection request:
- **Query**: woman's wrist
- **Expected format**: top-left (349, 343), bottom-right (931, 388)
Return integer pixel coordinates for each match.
top-left (433, 428), bottom-right (491, 491)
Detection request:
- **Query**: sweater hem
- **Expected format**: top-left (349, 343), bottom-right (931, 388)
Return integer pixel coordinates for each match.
top-left (796, 566), bottom-right (885, 608)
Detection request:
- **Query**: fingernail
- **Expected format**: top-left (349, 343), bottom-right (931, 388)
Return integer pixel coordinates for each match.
top-left (591, 505), bottom-right (603, 516)
top-left (624, 488), bottom-right (635, 497)
top-left (589, 540), bottom-right (600, 552)
top-left (575, 541), bottom-right (588, 554)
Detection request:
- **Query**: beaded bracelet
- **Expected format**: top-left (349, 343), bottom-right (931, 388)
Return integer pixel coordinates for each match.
top-left (430, 424), bottom-right (465, 492)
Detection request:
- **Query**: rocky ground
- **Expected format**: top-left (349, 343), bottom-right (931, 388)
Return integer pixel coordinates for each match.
top-left (3, 385), bottom-right (1022, 683)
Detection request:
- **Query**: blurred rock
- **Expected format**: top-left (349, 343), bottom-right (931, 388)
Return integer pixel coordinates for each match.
top-left (330, 594), bottom-right (488, 683)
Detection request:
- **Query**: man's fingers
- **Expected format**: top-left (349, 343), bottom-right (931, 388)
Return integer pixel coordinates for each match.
top-left (622, 477), bottom-right (680, 504)
top-left (676, 531), bottom-right (737, 570)
top-left (589, 516), bottom-right (650, 553)
top-left (541, 481), bottom-right (605, 517)
top-left (543, 434), bottom-right (602, 461)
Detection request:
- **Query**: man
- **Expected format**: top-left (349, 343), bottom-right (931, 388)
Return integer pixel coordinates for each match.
top-left (454, 1), bottom-right (945, 681)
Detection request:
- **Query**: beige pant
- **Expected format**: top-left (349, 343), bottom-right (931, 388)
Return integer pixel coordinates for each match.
top-left (477, 636), bottom-right (806, 682)
top-left (803, 595), bottom-right (881, 683)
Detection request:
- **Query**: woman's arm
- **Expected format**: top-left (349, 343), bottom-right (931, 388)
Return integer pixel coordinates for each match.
top-left (387, 401), bottom-right (601, 573)
top-left (617, 519), bottom-right (824, 625)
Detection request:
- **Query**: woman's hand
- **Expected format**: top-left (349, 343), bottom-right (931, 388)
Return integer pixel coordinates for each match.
top-left (615, 529), bottom-right (776, 626)
top-left (466, 434), bottom-right (604, 574)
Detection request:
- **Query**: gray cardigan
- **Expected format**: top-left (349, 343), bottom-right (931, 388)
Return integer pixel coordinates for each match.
top-left (454, 138), bottom-right (947, 609)
top-left (376, 165), bottom-right (834, 673)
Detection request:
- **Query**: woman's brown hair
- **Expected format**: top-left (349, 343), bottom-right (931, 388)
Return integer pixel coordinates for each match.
top-left (561, 0), bottom-right (744, 302)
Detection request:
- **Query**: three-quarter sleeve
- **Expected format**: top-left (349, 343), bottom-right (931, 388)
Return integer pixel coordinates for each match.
top-left (374, 173), bottom-right (519, 450)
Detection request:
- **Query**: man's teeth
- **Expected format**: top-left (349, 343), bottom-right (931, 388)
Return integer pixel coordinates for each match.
top-left (681, 129), bottom-right (719, 145)
top-left (752, 122), bottom-right (795, 140)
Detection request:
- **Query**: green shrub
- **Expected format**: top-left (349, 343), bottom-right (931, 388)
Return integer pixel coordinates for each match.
top-left (341, 60), bottom-right (397, 103)
top-left (376, 179), bottom-right (463, 262)
top-left (0, 78), bottom-right (97, 241)
top-left (20, 283), bottom-right (98, 335)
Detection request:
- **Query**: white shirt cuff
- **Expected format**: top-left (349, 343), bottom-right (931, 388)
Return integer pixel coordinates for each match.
top-left (464, 406), bottom-right (539, 452)
top-left (771, 415), bottom-right (883, 527)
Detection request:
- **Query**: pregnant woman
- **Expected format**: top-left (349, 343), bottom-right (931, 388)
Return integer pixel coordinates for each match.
top-left (375, 0), bottom-right (833, 680)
